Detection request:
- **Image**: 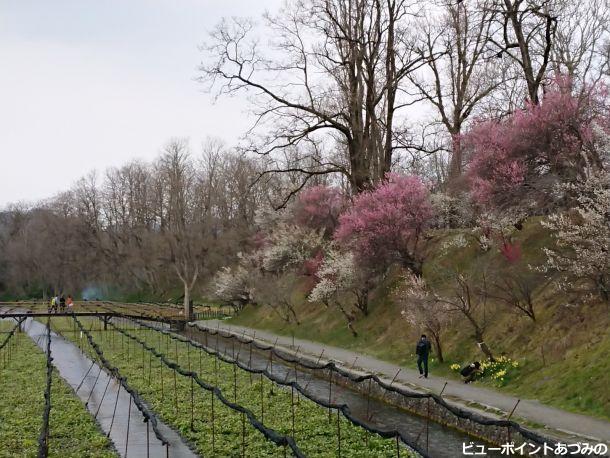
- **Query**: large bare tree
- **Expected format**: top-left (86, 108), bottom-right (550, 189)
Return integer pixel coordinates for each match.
top-left (199, 0), bottom-right (429, 195)
top-left (550, 0), bottom-right (610, 90)
top-left (155, 139), bottom-right (206, 320)
top-left (409, 0), bottom-right (502, 179)
top-left (486, 0), bottom-right (558, 105)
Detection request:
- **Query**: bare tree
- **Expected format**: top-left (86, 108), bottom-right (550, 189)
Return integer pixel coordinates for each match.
top-left (410, 0), bottom-right (502, 179)
top-left (252, 272), bottom-right (301, 325)
top-left (199, 0), bottom-right (430, 195)
top-left (156, 139), bottom-right (206, 319)
top-left (432, 270), bottom-right (495, 360)
top-left (550, 0), bottom-right (610, 90)
top-left (487, 0), bottom-right (558, 105)
top-left (489, 272), bottom-right (551, 321)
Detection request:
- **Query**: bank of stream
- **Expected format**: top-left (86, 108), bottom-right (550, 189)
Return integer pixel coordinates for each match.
top-left (22, 317), bottom-right (197, 458)
top-left (182, 324), bottom-right (502, 458)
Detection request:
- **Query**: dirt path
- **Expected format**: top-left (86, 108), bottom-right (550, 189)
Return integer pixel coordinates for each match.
top-left (201, 320), bottom-right (610, 447)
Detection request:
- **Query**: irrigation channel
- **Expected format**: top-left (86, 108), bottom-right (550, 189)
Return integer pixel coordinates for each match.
top-left (0, 307), bottom-right (552, 457)
top-left (19, 317), bottom-right (197, 458)
top-left (182, 323), bottom-right (515, 458)
top-left (178, 325), bottom-right (490, 458)
top-left (98, 312), bottom-right (507, 458)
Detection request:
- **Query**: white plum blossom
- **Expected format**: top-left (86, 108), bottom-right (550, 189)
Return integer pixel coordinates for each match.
top-left (441, 233), bottom-right (469, 253)
top-left (308, 250), bottom-right (356, 304)
top-left (430, 192), bottom-right (473, 228)
top-left (212, 265), bottom-right (253, 308)
top-left (542, 170), bottom-right (610, 302)
top-left (261, 224), bottom-right (324, 273)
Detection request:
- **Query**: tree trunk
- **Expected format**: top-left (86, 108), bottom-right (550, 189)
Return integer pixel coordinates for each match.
top-left (477, 341), bottom-right (495, 361)
top-left (448, 133), bottom-right (462, 180)
top-left (464, 312), bottom-right (494, 361)
top-left (355, 290), bottom-right (369, 316)
top-left (336, 301), bottom-right (358, 337)
top-left (183, 281), bottom-right (193, 321)
top-left (432, 333), bottom-right (444, 363)
top-left (474, 327), bottom-right (494, 361)
top-left (401, 256), bottom-right (423, 277)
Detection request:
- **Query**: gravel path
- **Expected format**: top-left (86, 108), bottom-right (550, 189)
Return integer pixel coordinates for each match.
top-left (201, 320), bottom-right (610, 447)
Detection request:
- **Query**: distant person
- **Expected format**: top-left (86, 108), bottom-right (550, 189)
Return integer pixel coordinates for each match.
top-left (66, 295), bottom-right (74, 309)
top-left (460, 361), bottom-right (482, 384)
top-left (59, 295), bottom-right (66, 312)
top-left (53, 296), bottom-right (60, 313)
top-left (49, 297), bottom-right (56, 313)
top-left (416, 334), bottom-right (432, 378)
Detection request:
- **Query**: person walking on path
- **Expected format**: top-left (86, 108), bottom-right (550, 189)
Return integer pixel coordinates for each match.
top-left (416, 334), bottom-right (432, 378)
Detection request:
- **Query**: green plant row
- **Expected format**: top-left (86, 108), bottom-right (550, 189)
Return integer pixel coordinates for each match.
top-left (53, 317), bottom-right (410, 457)
top-left (0, 331), bottom-right (116, 458)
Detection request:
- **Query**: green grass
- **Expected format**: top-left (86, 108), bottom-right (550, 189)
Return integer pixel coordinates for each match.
top-left (0, 332), bottom-right (116, 458)
top-left (228, 218), bottom-right (610, 422)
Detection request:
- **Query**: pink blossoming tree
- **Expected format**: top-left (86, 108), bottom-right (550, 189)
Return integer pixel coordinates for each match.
top-left (334, 173), bottom-right (433, 275)
top-left (464, 78), bottom-right (608, 209)
top-left (292, 185), bottom-right (346, 236)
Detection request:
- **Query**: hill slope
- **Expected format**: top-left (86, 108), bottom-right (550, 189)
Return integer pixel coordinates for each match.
top-left (229, 218), bottom-right (610, 421)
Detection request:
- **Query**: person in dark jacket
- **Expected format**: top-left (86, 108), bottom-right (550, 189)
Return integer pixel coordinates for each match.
top-left (416, 334), bottom-right (432, 378)
top-left (460, 361), bottom-right (482, 383)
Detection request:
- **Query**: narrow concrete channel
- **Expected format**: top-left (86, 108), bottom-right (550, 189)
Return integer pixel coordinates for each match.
top-left (183, 325), bottom-right (503, 458)
top-left (23, 318), bottom-right (197, 458)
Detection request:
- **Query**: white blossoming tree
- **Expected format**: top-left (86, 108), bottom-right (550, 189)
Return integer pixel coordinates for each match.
top-left (542, 170), bottom-right (610, 303)
top-left (261, 224), bottom-right (325, 273)
top-left (212, 264), bottom-right (254, 311)
top-left (308, 249), bottom-right (373, 336)
top-left (394, 273), bottom-right (451, 363)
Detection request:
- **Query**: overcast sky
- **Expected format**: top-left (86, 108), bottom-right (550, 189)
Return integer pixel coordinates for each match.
top-left (0, 0), bottom-right (278, 207)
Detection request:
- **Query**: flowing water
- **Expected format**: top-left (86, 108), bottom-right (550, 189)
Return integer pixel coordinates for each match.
top-left (183, 326), bottom-right (503, 458)
top-left (1, 311), bottom-right (501, 458)
top-left (20, 318), bottom-right (197, 458)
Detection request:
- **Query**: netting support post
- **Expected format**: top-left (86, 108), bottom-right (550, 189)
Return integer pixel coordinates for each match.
top-left (173, 369), bottom-right (178, 414)
top-left (248, 344), bottom-right (253, 385)
top-left (146, 421), bottom-right (150, 458)
top-left (328, 371), bottom-right (333, 422)
top-left (260, 373), bottom-right (265, 424)
top-left (337, 408), bottom-right (341, 457)
top-left (211, 391), bottom-right (216, 454)
top-left (125, 395), bottom-right (132, 457)
top-left (190, 378), bottom-right (195, 431)
top-left (241, 412), bottom-right (246, 458)
top-left (366, 378), bottom-right (372, 420)
top-left (233, 363), bottom-right (238, 403)
top-left (291, 386), bottom-right (296, 438)
top-left (506, 399), bottom-right (520, 444)
top-left (426, 397), bottom-right (430, 453)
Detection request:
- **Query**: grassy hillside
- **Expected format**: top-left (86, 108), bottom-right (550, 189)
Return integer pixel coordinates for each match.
top-left (230, 218), bottom-right (610, 421)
